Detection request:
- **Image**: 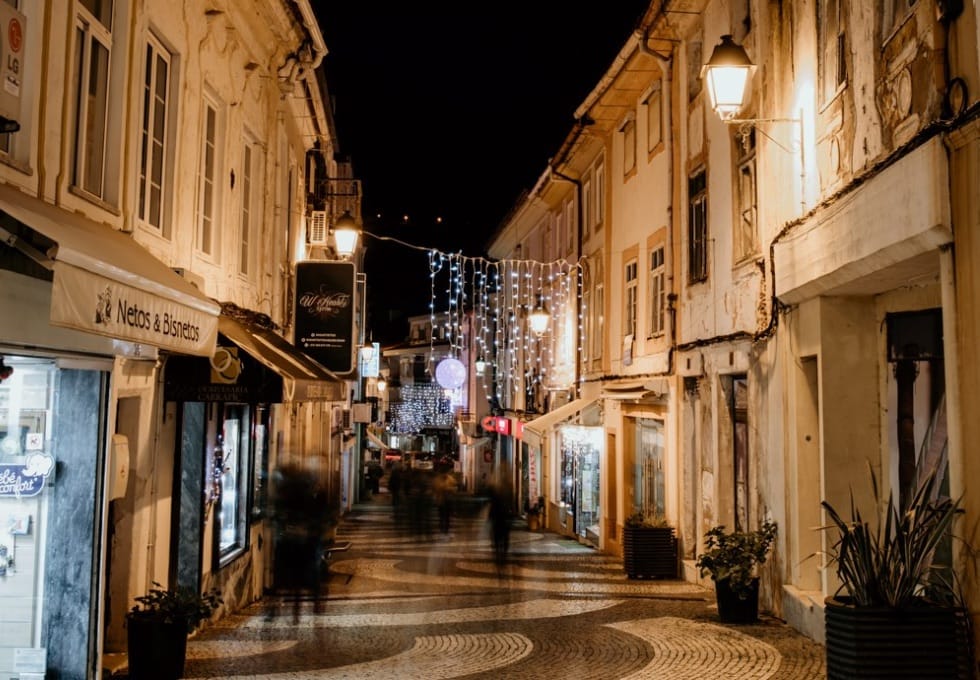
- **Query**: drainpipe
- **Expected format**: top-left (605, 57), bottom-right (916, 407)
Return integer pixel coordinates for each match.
top-left (635, 25), bottom-right (676, 378)
top-left (292, 1), bottom-right (327, 69)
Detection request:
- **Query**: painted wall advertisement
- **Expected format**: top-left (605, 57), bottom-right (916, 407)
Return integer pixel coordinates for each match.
top-left (294, 261), bottom-right (355, 374)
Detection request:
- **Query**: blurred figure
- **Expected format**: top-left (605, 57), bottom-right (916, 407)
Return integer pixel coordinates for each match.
top-left (407, 467), bottom-right (434, 537)
top-left (268, 463), bottom-right (333, 621)
top-left (388, 461), bottom-right (405, 510)
top-left (487, 477), bottom-right (513, 566)
top-left (432, 466), bottom-right (457, 535)
top-left (365, 460), bottom-right (383, 495)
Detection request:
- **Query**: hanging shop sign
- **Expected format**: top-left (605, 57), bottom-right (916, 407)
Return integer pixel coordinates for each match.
top-left (0, 453), bottom-right (54, 498)
top-left (294, 261), bottom-right (356, 374)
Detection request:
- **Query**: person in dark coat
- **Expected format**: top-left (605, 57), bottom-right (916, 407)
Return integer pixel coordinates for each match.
top-left (488, 479), bottom-right (513, 566)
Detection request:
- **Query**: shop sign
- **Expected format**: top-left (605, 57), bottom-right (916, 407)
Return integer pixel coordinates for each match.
top-left (494, 417), bottom-right (511, 435)
top-left (0, 453), bottom-right (54, 498)
top-left (50, 264), bottom-right (218, 356)
top-left (294, 261), bottom-right (355, 373)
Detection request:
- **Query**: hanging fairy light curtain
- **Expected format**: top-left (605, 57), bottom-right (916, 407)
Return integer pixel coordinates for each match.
top-left (364, 231), bottom-right (583, 404)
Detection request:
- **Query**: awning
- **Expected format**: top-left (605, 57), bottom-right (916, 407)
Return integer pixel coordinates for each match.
top-left (0, 183), bottom-right (220, 356)
top-left (218, 315), bottom-right (343, 401)
top-left (522, 398), bottom-right (598, 449)
top-left (366, 427), bottom-right (388, 450)
top-left (601, 378), bottom-right (669, 401)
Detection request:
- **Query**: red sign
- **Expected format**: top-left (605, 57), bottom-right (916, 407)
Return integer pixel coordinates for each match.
top-left (515, 421), bottom-right (524, 439)
top-left (481, 416), bottom-right (496, 432)
top-left (8, 18), bottom-right (21, 53)
top-left (494, 417), bottom-right (511, 435)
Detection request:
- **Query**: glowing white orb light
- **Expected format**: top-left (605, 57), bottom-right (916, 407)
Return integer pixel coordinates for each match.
top-left (435, 357), bottom-right (466, 390)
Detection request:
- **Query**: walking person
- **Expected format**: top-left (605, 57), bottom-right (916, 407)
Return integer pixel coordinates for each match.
top-left (432, 466), bottom-right (457, 535)
top-left (488, 479), bottom-right (513, 567)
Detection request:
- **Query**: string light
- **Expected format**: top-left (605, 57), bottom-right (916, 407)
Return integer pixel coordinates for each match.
top-left (363, 229), bottom-right (585, 407)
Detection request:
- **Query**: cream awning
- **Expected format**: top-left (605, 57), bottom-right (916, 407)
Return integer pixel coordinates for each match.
top-left (0, 183), bottom-right (220, 356)
top-left (522, 398), bottom-right (599, 449)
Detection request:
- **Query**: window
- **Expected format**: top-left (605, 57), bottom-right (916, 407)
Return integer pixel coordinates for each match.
top-left (734, 128), bottom-right (758, 260)
top-left (818, 0), bottom-right (846, 103)
top-left (621, 117), bottom-right (636, 175)
top-left (239, 139), bottom-right (255, 276)
top-left (138, 35), bottom-right (172, 236)
top-left (72, 0), bottom-right (113, 199)
top-left (217, 404), bottom-right (251, 562)
top-left (592, 260), bottom-right (604, 360)
top-left (594, 160), bottom-right (605, 230)
top-left (634, 418), bottom-right (665, 518)
top-left (197, 95), bottom-right (220, 256)
top-left (624, 259), bottom-right (638, 337)
top-left (564, 198), bottom-right (575, 254)
top-left (582, 269), bottom-right (591, 363)
top-left (648, 246), bottom-right (665, 336)
top-left (883, 0), bottom-right (915, 39)
top-left (645, 83), bottom-right (663, 152)
top-left (582, 175), bottom-right (593, 235)
top-left (688, 169), bottom-right (708, 283)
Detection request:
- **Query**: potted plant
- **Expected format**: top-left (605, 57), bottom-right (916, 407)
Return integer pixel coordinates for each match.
top-left (525, 496), bottom-right (544, 531)
top-left (821, 467), bottom-right (973, 679)
top-left (696, 519), bottom-right (777, 623)
top-left (623, 512), bottom-right (678, 579)
top-left (126, 581), bottom-right (222, 680)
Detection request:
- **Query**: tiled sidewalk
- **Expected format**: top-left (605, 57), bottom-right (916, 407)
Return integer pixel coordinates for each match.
top-left (119, 493), bottom-right (828, 679)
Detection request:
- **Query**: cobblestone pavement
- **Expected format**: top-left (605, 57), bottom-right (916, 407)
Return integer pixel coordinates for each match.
top-left (182, 496), bottom-right (827, 679)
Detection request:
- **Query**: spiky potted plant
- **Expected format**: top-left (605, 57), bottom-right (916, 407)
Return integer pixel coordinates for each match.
top-left (820, 467), bottom-right (974, 679)
top-left (695, 520), bottom-right (777, 623)
top-left (126, 581), bottom-right (222, 680)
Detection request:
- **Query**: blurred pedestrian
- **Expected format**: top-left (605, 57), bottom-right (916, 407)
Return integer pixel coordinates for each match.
top-left (432, 466), bottom-right (457, 535)
top-left (268, 463), bottom-right (333, 621)
top-left (488, 479), bottom-right (513, 566)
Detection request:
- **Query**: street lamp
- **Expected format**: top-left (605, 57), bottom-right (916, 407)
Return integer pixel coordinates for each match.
top-left (702, 34), bottom-right (805, 209)
top-left (701, 35), bottom-right (754, 121)
top-left (332, 210), bottom-right (359, 259)
top-left (529, 296), bottom-right (550, 336)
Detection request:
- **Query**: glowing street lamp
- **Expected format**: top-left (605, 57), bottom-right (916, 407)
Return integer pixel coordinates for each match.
top-left (332, 210), bottom-right (360, 258)
top-left (701, 35), bottom-right (754, 121)
top-left (529, 297), bottom-right (550, 336)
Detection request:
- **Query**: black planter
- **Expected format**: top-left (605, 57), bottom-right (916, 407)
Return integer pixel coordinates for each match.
top-left (623, 525), bottom-right (677, 579)
top-left (127, 613), bottom-right (189, 680)
top-left (714, 577), bottom-right (759, 623)
top-left (825, 596), bottom-right (973, 679)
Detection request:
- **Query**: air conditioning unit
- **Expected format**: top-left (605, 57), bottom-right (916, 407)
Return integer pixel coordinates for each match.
top-left (309, 210), bottom-right (328, 245)
top-left (0, 4), bottom-right (25, 130)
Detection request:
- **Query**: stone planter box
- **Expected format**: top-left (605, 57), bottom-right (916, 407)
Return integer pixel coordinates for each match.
top-left (623, 525), bottom-right (677, 579)
top-left (825, 596), bottom-right (973, 679)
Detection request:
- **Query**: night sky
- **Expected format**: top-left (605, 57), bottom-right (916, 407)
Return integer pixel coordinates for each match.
top-left (315, 4), bottom-right (650, 343)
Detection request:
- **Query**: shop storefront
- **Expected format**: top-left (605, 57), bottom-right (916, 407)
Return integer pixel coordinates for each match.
top-left (557, 424), bottom-right (603, 546)
top-left (0, 188), bottom-right (221, 677)
top-left (164, 308), bottom-right (343, 608)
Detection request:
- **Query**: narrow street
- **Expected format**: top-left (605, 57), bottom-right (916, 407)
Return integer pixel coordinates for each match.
top-left (177, 490), bottom-right (827, 679)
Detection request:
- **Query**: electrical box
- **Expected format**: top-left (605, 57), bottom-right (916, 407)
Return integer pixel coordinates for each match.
top-left (109, 434), bottom-right (130, 500)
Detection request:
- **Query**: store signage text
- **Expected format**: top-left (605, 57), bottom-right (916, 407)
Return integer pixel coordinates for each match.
top-left (0, 453), bottom-right (54, 498)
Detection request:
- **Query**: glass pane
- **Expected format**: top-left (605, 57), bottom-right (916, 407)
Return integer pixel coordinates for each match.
top-left (80, 0), bottom-right (113, 27)
top-left (83, 38), bottom-right (109, 197)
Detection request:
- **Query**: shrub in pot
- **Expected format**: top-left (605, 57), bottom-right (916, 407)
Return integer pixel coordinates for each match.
top-left (695, 520), bottom-right (777, 623)
top-left (126, 581), bottom-right (222, 680)
top-left (821, 467), bottom-right (974, 679)
top-left (623, 512), bottom-right (677, 579)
